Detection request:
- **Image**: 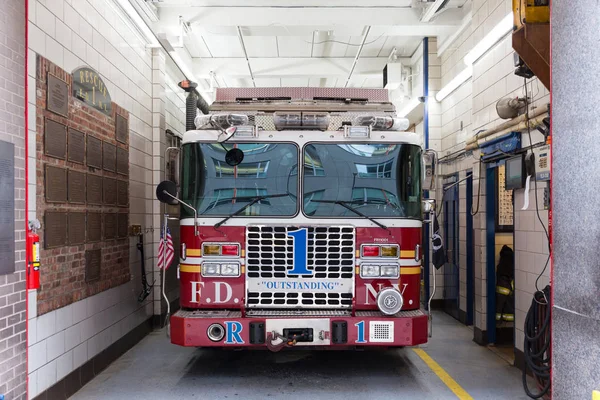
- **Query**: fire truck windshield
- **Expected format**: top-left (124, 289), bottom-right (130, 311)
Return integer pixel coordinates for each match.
top-left (302, 143), bottom-right (422, 219)
top-left (180, 142), bottom-right (299, 218)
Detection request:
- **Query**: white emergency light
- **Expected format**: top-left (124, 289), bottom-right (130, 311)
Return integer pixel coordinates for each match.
top-left (352, 115), bottom-right (410, 131)
top-left (273, 112), bottom-right (330, 131)
top-left (194, 113), bottom-right (249, 130)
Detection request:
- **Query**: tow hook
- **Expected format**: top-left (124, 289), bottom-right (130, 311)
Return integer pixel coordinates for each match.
top-left (266, 331), bottom-right (295, 352)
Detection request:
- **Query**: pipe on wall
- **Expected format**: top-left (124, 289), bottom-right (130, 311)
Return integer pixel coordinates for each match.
top-left (465, 112), bottom-right (549, 150)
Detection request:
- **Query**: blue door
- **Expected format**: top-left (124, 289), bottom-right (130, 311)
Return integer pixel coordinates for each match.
top-left (443, 174), bottom-right (460, 320)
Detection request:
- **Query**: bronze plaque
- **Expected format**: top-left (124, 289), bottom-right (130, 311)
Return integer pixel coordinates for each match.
top-left (68, 170), bottom-right (86, 204)
top-left (68, 212), bottom-right (86, 245)
top-left (86, 135), bottom-right (102, 169)
top-left (87, 212), bottom-right (102, 242)
top-left (73, 67), bottom-right (112, 117)
top-left (117, 213), bottom-right (128, 238)
top-left (86, 173), bottom-right (103, 205)
top-left (102, 142), bottom-right (116, 172)
top-left (44, 119), bottom-right (67, 159)
top-left (103, 177), bottom-right (117, 205)
top-left (85, 249), bottom-right (101, 282)
top-left (45, 165), bottom-right (68, 203)
top-left (104, 213), bottom-right (117, 239)
top-left (116, 147), bottom-right (128, 175)
top-left (117, 180), bottom-right (128, 207)
top-left (116, 114), bottom-right (128, 144)
top-left (47, 73), bottom-right (69, 117)
top-left (67, 129), bottom-right (85, 164)
top-left (44, 211), bottom-right (68, 248)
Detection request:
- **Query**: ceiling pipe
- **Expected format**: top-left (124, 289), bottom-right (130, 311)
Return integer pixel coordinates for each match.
top-left (420, 0), bottom-right (450, 22)
top-left (236, 26), bottom-right (256, 87)
top-left (344, 25), bottom-right (371, 88)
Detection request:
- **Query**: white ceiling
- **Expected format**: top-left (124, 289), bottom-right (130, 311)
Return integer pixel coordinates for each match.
top-left (144, 0), bottom-right (470, 89)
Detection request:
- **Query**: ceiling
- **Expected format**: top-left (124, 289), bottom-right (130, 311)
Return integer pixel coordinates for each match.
top-left (143, 0), bottom-right (470, 91)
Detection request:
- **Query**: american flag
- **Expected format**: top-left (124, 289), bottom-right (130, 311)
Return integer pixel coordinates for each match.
top-left (158, 226), bottom-right (174, 270)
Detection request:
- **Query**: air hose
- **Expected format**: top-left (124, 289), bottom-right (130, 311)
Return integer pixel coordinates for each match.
top-left (522, 285), bottom-right (551, 399)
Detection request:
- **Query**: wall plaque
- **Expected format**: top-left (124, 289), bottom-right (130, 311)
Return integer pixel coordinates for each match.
top-left (87, 212), bottom-right (102, 242)
top-left (86, 173), bottom-right (103, 205)
top-left (45, 165), bottom-right (68, 203)
top-left (104, 213), bottom-right (117, 239)
top-left (68, 170), bottom-right (86, 204)
top-left (102, 142), bottom-right (116, 172)
top-left (68, 129), bottom-right (85, 164)
top-left (44, 119), bottom-right (67, 159)
top-left (116, 147), bottom-right (128, 175)
top-left (0, 141), bottom-right (15, 274)
top-left (87, 135), bottom-right (102, 169)
top-left (117, 180), bottom-right (128, 207)
top-left (73, 67), bottom-right (112, 117)
top-left (117, 213), bottom-right (128, 238)
top-left (103, 177), bottom-right (117, 205)
top-left (85, 249), bottom-right (101, 282)
top-left (68, 212), bottom-right (86, 245)
top-left (47, 73), bottom-right (69, 117)
top-left (44, 211), bottom-right (68, 248)
top-left (116, 114), bottom-right (128, 144)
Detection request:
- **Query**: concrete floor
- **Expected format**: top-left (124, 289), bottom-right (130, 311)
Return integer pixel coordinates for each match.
top-left (70, 311), bottom-right (530, 400)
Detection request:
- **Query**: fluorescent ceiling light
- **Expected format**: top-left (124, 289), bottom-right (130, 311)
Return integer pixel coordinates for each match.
top-left (435, 66), bottom-right (473, 102)
top-left (438, 11), bottom-right (472, 57)
top-left (397, 98), bottom-right (421, 118)
top-left (464, 13), bottom-right (513, 65)
top-left (421, 0), bottom-right (448, 23)
top-left (113, 0), bottom-right (159, 46)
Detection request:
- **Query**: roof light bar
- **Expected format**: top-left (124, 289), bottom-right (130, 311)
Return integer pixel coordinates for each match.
top-left (352, 115), bottom-right (409, 131)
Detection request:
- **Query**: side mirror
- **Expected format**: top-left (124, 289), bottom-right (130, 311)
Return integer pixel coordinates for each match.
top-left (156, 180), bottom-right (178, 205)
top-left (422, 150), bottom-right (436, 191)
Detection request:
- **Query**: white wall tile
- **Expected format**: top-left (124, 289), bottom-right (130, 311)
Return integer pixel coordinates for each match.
top-left (73, 342), bottom-right (88, 368)
top-left (64, 322), bottom-right (82, 352)
top-left (47, 330), bottom-right (65, 361)
top-left (37, 359), bottom-right (57, 393)
top-left (29, 339), bottom-right (47, 373)
top-left (36, 310), bottom-right (56, 342)
top-left (56, 350), bottom-right (73, 381)
top-left (36, 4), bottom-right (56, 38)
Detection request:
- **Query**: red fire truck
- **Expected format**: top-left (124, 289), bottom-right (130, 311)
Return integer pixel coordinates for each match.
top-left (156, 87), bottom-right (436, 350)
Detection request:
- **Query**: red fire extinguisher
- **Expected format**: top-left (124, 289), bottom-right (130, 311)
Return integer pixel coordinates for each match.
top-left (27, 221), bottom-right (40, 290)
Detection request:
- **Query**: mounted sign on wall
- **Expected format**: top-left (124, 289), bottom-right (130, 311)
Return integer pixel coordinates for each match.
top-left (72, 67), bottom-right (112, 116)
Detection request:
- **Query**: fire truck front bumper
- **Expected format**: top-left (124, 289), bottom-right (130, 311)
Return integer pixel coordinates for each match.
top-left (170, 309), bottom-right (428, 349)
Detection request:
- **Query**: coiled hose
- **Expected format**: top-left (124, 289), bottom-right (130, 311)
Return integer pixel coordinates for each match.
top-left (522, 285), bottom-right (551, 399)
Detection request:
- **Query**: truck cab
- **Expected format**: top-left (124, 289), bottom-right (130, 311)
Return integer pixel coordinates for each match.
top-left (157, 87), bottom-right (431, 350)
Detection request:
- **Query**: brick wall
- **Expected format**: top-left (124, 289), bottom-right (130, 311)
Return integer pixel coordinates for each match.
top-left (0, 1), bottom-right (27, 399)
top-left (35, 56), bottom-right (130, 316)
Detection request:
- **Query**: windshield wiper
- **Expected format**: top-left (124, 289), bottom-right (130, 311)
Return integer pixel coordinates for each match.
top-left (214, 193), bottom-right (291, 229)
top-left (311, 200), bottom-right (389, 230)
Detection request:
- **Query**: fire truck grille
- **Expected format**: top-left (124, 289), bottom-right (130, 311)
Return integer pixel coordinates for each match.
top-left (246, 225), bottom-right (355, 308)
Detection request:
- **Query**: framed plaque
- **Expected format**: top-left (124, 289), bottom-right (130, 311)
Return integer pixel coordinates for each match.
top-left (86, 173), bottom-right (103, 205)
top-left (45, 165), bottom-right (68, 203)
top-left (0, 141), bottom-right (15, 273)
top-left (67, 129), bottom-right (85, 164)
top-left (116, 147), bottom-right (128, 176)
top-left (68, 212), bottom-right (86, 245)
top-left (103, 177), bottom-right (117, 205)
top-left (104, 213), bottom-right (117, 239)
top-left (44, 119), bottom-right (67, 159)
top-left (47, 73), bottom-right (69, 117)
top-left (85, 249), bottom-right (101, 282)
top-left (117, 180), bottom-right (128, 207)
top-left (102, 142), bottom-right (116, 172)
top-left (44, 211), bottom-right (68, 248)
top-left (87, 212), bottom-right (102, 243)
top-left (86, 135), bottom-right (102, 169)
top-left (116, 114), bottom-right (128, 144)
top-left (68, 170), bottom-right (86, 204)
top-left (117, 213), bottom-right (128, 238)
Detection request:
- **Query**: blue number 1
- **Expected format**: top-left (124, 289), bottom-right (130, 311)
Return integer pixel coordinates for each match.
top-left (355, 321), bottom-right (367, 343)
top-left (287, 228), bottom-right (311, 275)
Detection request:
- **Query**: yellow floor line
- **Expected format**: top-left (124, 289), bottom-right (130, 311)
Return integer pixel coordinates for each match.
top-left (412, 348), bottom-right (474, 400)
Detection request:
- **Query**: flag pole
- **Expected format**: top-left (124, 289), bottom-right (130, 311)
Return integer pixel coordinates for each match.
top-left (161, 213), bottom-right (170, 337)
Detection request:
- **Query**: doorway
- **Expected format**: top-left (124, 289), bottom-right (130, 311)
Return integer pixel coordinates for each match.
top-left (442, 174), bottom-right (460, 321)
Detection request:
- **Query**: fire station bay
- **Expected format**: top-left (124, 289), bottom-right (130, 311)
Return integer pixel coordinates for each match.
top-left (1, 0), bottom-right (598, 399)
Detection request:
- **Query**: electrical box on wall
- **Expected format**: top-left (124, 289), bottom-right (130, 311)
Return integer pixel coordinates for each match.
top-left (533, 144), bottom-right (551, 181)
top-left (383, 62), bottom-right (409, 91)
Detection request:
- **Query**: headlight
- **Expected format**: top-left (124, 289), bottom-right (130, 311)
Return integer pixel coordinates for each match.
top-left (202, 263), bottom-right (220, 276)
top-left (380, 265), bottom-right (399, 278)
top-left (220, 263), bottom-right (240, 276)
top-left (361, 264), bottom-right (380, 278)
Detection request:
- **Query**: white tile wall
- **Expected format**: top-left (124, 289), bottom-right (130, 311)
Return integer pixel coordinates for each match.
top-left (27, 0), bottom-right (188, 396)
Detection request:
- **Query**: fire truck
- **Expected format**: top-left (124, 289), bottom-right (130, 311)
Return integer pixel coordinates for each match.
top-left (156, 87), bottom-right (437, 350)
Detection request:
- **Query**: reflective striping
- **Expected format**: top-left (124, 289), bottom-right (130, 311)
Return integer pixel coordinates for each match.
top-left (400, 267), bottom-right (421, 275)
top-left (400, 250), bottom-right (416, 258)
top-left (186, 248), bottom-right (201, 257)
top-left (593, 390), bottom-right (600, 400)
top-left (356, 266), bottom-right (360, 274)
top-left (356, 249), bottom-right (360, 257)
top-left (496, 286), bottom-right (511, 295)
top-left (180, 264), bottom-right (201, 273)
top-left (241, 265), bottom-right (245, 274)
top-left (412, 349), bottom-right (474, 400)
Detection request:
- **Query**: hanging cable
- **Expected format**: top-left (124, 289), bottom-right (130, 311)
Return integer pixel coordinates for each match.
top-left (522, 285), bottom-right (551, 399)
top-left (470, 155), bottom-right (483, 216)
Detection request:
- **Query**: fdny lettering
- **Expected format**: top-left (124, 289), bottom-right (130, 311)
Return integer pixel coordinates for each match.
top-left (264, 281), bottom-right (336, 290)
top-left (225, 321), bottom-right (244, 344)
top-left (364, 283), bottom-right (408, 305)
top-left (191, 281), bottom-right (233, 303)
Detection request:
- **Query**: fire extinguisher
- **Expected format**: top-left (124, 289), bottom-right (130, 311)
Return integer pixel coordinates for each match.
top-left (27, 220), bottom-right (41, 290)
